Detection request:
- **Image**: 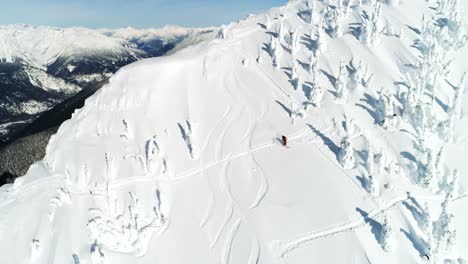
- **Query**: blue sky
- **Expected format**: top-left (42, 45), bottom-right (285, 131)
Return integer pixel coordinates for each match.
top-left (1, 0), bottom-right (285, 28)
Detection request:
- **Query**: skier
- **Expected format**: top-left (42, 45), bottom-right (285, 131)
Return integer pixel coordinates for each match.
top-left (282, 135), bottom-right (288, 146)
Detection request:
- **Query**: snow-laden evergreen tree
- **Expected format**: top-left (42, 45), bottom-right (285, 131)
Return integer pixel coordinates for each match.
top-left (290, 31), bottom-right (300, 56)
top-left (291, 60), bottom-right (298, 81)
top-left (338, 136), bottom-right (355, 169)
top-left (216, 27), bottom-right (225, 39)
top-left (296, 75), bottom-right (303, 91)
top-left (373, 150), bottom-right (386, 175)
top-left (384, 0), bottom-right (399, 7)
top-left (270, 36), bottom-right (282, 69)
top-left (436, 0), bottom-right (458, 15)
top-left (324, 5), bottom-right (343, 38)
top-left (305, 54), bottom-right (322, 105)
top-left (309, 84), bottom-right (324, 107)
top-left (342, 114), bottom-right (361, 139)
top-left (419, 148), bottom-right (437, 190)
top-left (380, 214), bottom-right (393, 252)
top-left (445, 169), bottom-right (459, 196)
top-left (412, 104), bottom-right (427, 139)
top-left (343, 0), bottom-right (354, 18)
top-left (308, 54), bottom-right (318, 75)
top-left (265, 14), bottom-right (271, 30)
top-left (350, 60), bottom-right (366, 89)
top-left (290, 103), bottom-right (305, 124)
top-left (448, 73), bottom-right (467, 120)
top-left (360, 2), bottom-right (382, 46)
top-left (434, 146), bottom-right (445, 176)
top-left (432, 190), bottom-right (457, 258)
top-left (365, 143), bottom-right (375, 175)
top-left (316, 21), bottom-right (327, 55)
top-left (376, 91), bottom-right (397, 128)
top-left (436, 118), bottom-right (454, 143)
top-left (367, 174), bottom-right (379, 197)
top-left (400, 75), bottom-right (421, 120)
top-left (335, 59), bottom-right (348, 103)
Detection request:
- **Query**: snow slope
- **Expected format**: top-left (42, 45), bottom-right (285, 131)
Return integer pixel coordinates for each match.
top-left (1, 0), bottom-right (468, 263)
top-left (0, 25), bottom-right (216, 140)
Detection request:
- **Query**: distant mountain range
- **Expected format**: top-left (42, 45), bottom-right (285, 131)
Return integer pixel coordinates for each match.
top-left (0, 25), bottom-right (217, 142)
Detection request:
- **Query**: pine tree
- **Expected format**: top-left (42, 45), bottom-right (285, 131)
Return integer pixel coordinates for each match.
top-left (339, 136), bottom-right (355, 169)
top-left (432, 191), bottom-right (457, 257)
top-left (419, 149), bottom-right (437, 190)
top-left (316, 21), bottom-right (327, 55)
top-left (360, 2), bottom-right (382, 46)
top-left (310, 85), bottom-right (324, 107)
top-left (335, 59), bottom-right (348, 103)
top-left (380, 214), bottom-right (392, 252)
top-left (367, 174), bottom-right (379, 197)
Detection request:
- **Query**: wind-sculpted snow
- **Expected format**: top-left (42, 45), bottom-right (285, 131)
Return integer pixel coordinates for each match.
top-left (1, 0), bottom-right (468, 263)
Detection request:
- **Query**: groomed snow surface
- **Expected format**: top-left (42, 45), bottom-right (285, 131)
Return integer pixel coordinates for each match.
top-left (1, 0), bottom-right (468, 263)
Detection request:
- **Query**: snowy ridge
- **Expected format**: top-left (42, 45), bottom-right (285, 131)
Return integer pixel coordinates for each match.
top-left (101, 25), bottom-right (215, 45)
top-left (0, 25), bottom-right (142, 69)
top-left (0, 24), bottom-right (215, 139)
top-left (0, 24), bottom-right (215, 69)
top-left (1, 0), bottom-right (468, 263)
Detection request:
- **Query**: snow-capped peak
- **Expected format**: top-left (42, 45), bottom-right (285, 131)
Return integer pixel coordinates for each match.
top-left (0, 25), bottom-right (214, 69)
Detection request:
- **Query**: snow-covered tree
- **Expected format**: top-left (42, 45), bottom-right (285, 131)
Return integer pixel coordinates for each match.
top-left (289, 31), bottom-right (300, 56)
top-left (335, 59), bottom-right (348, 103)
top-left (436, 118), bottom-right (455, 143)
top-left (412, 104), bottom-right (427, 138)
top-left (436, 0), bottom-right (458, 15)
top-left (365, 144), bottom-right (375, 175)
top-left (432, 192), bottom-right (457, 257)
top-left (342, 114), bottom-right (360, 139)
top-left (375, 152), bottom-right (386, 175)
top-left (350, 60), bottom-right (374, 89)
top-left (265, 14), bottom-right (271, 30)
top-left (309, 85), bottom-right (324, 107)
top-left (316, 22), bottom-right (327, 55)
top-left (380, 214), bottom-right (393, 252)
top-left (291, 61), bottom-right (298, 80)
top-left (344, 0), bottom-right (354, 18)
top-left (445, 169), bottom-right (459, 196)
top-left (360, 2), bottom-right (382, 46)
top-left (367, 174), bottom-right (379, 197)
top-left (324, 6), bottom-right (343, 38)
top-left (419, 148), bottom-right (437, 190)
top-left (338, 136), bottom-right (355, 169)
top-left (270, 36), bottom-right (282, 68)
top-left (308, 54), bottom-right (318, 75)
top-left (376, 91), bottom-right (397, 128)
top-left (448, 73), bottom-right (467, 120)
top-left (216, 27), bottom-right (225, 39)
top-left (384, 0), bottom-right (399, 6)
top-left (290, 103), bottom-right (305, 124)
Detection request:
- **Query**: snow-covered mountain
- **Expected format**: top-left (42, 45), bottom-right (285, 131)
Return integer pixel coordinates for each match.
top-left (1, 0), bottom-right (468, 263)
top-left (0, 25), bottom-right (216, 140)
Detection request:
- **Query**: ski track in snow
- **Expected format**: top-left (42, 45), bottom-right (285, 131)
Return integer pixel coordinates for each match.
top-left (0, 125), bottom-right (316, 209)
top-left (210, 203), bottom-right (234, 249)
top-left (221, 218), bottom-right (242, 264)
top-left (272, 193), bottom-right (468, 260)
top-left (93, 125), bottom-right (314, 190)
top-left (0, 120), bottom-right (374, 210)
top-left (248, 238), bottom-right (261, 264)
top-left (200, 173), bottom-right (215, 228)
top-left (248, 119), bottom-right (269, 209)
top-left (199, 106), bottom-right (232, 228)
